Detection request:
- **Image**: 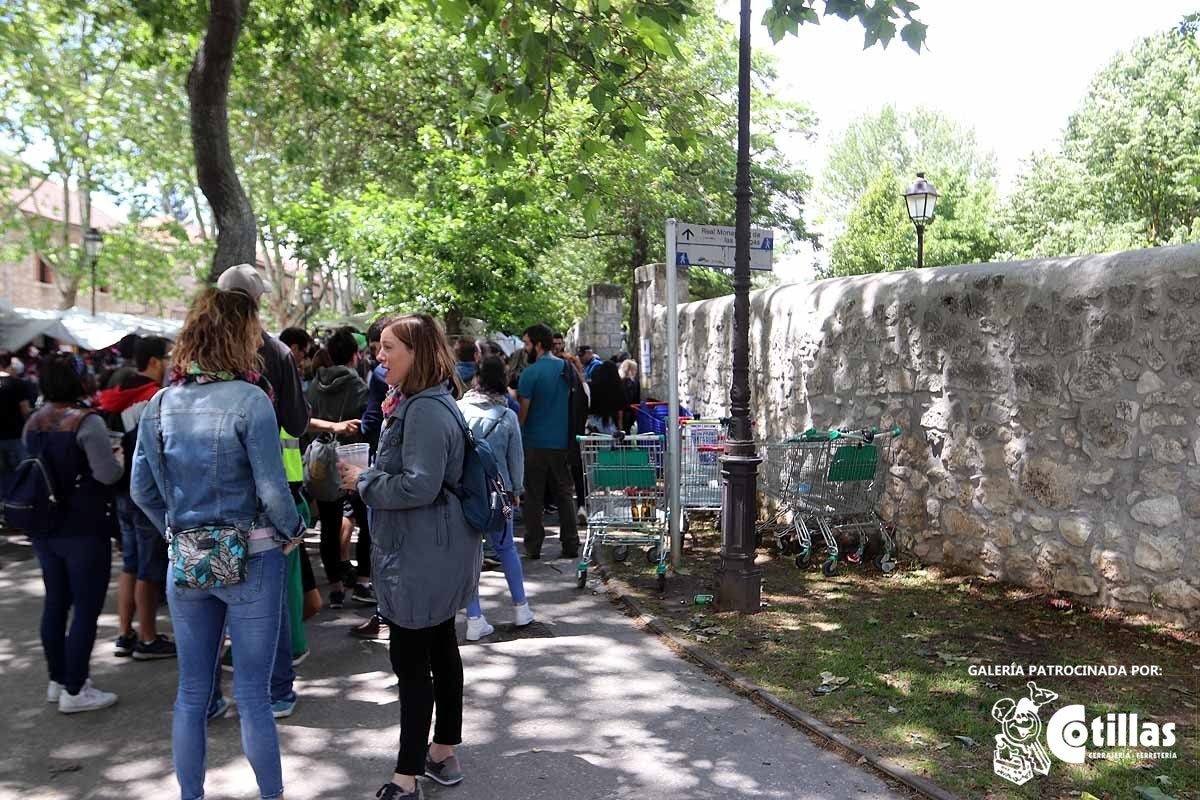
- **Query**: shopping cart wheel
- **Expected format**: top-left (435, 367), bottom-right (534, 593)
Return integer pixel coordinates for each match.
top-left (874, 554), bottom-right (897, 574)
top-left (822, 559), bottom-right (839, 577)
top-left (576, 568), bottom-right (587, 589)
top-left (645, 546), bottom-right (659, 565)
top-left (794, 549), bottom-right (812, 569)
top-left (655, 572), bottom-right (666, 593)
top-left (612, 545), bottom-right (630, 563)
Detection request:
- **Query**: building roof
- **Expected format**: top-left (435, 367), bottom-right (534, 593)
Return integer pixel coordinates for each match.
top-left (8, 175), bottom-right (124, 231)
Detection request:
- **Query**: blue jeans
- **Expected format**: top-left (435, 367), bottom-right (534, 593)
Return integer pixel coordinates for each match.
top-left (169, 548), bottom-right (287, 800)
top-left (33, 535), bottom-right (112, 693)
top-left (467, 517), bottom-right (526, 617)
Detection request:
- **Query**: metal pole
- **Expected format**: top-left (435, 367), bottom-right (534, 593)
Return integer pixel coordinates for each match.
top-left (90, 257), bottom-right (96, 316)
top-left (716, 0), bottom-right (763, 613)
top-left (916, 224), bottom-right (925, 269)
top-left (665, 219), bottom-right (682, 570)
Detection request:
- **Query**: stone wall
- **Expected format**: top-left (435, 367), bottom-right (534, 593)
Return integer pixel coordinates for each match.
top-left (643, 245), bottom-right (1200, 627)
top-left (575, 283), bottom-right (628, 359)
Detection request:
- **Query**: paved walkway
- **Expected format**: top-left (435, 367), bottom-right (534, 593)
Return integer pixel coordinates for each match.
top-left (0, 528), bottom-right (908, 800)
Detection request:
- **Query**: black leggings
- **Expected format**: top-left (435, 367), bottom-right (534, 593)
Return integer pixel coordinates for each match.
top-left (388, 616), bottom-right (463, 775)
top-left (316, 495), bottom-right (371, 584)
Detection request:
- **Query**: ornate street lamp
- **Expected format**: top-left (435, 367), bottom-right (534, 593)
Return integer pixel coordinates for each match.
top-left (301, 284), bottom-right (314, 330)
top-left (83, 227), bottom-right (103, 316)
top-left (903, 172), bottom-right (940, 268)
top-left (716, 0), bottom-right (764, 613)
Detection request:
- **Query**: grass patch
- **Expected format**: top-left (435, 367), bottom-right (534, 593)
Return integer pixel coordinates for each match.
top-left (602, 526), bottom-right (1199, 800)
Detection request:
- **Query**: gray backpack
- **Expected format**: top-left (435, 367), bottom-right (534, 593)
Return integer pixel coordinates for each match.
top-left (303, 434), bottom-right (342, 502)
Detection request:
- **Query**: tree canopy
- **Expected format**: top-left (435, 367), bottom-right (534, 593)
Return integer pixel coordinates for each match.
top-left (823, 107), bottom-right (1000, 277)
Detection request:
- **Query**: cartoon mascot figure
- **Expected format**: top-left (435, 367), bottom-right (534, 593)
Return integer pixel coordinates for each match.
top-left (991, 681), bottom-right (1058, 785)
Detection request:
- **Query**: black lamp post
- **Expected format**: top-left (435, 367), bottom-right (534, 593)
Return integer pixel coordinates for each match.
top-left (301, 284), bottom-right (313, 330)
top-left (83, 227), bottom-right (103, 316)
top-left (904, 173), bottom-right (940, 268)
top-left (715, 0), bottom-right (763, 613)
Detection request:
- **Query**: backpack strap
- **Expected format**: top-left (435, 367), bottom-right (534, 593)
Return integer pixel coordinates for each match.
top-left (396, 393), bottom-right (471, 502)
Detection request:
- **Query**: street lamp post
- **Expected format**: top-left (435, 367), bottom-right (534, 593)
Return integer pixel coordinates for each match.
top-left (83, 227), bottom-right (103, 316)
top-left (904, 173), bottom-right (940, 268)
top-left (715, 0), bottom-right (763, 613)
top-left (301, 285), bottom-right (313, 330)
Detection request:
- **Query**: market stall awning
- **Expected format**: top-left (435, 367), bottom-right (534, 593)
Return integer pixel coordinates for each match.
top-left (0, 306), bottom-right (183, 351)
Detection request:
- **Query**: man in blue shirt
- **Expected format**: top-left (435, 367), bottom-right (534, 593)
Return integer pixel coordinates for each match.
top-left (517, 323), bottom-right (579, 560)
top-left (578, 345), bottom-right (600, 381)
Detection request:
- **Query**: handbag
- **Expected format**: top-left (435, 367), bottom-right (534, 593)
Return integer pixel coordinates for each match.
top-left (156, 416), bottom-right (249, 589)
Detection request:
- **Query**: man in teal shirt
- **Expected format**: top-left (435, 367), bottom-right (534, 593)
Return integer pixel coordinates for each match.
top-left (517, 323), bottom-right (580, 559)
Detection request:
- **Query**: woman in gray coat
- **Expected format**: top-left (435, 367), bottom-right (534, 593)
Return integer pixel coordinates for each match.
top-left (338, 314), bottom-right (480, 800)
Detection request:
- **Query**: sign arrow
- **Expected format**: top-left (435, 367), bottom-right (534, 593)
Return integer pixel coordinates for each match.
top-left (681, 228), bottom-right (694, 240)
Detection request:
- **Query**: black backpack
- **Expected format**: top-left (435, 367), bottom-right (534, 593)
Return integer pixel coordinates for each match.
top-left (560, 360), bottom-right (589, 442)
top-left (4, 407), bottom-right (89, 535)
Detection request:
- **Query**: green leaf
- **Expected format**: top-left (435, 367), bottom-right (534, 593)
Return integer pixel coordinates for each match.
top-left (900, 20), bottom-right (927, 53)
top-left (583, 196), bottom-right (603, 226)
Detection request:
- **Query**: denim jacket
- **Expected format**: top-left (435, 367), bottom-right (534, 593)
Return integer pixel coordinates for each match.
top-left (130, 380), bottom-right (304, 545)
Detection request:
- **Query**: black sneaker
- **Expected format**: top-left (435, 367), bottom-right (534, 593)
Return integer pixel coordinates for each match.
top-left (351, 583), bottom-right (377, 605)
top-left (114, 630), bottom-right (137, 658)
top-left (375, 783), bottom-right (421, 800)
top-left (132, 634), bottom-right (177, 661)
top-left (424, 753), bottom-right (464, 786)
top-left (329, 590), bottom-right (345, 609)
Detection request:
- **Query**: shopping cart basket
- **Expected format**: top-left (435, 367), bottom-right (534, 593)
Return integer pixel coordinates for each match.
top-left (679, 419), bottom-right (726, 534)
top-left (576, 433), bottom-right (669, 591)
top-left (765, 426), bottom-right (900, 576)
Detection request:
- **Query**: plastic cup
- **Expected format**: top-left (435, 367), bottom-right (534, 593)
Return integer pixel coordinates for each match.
top-left (337, 443), bottom-right (370, 469)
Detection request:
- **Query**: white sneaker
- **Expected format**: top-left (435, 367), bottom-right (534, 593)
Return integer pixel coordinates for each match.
top-left (58, 680), bottom-right (118, 714)
top-left (465, 615), bottom-right (494, 641)
top-left (47, 680), bottom-right (64, 703)
top-left (513, 601), bottom-right (534, 627)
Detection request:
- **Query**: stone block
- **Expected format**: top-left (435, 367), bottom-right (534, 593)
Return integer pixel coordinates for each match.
top-left (1019, 458), bottom-right (1076, 509)
top-left (1059, 518), bottom-right (1092, 547)
top-left (1156, 578), bottom-right (1200, 611)
top-left (1054, 572), bottom-right (1099, 596)
top-left (1133, 531), bottom-right (1183, 571)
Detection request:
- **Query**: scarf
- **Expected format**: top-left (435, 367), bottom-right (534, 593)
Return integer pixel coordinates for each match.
top-left (462, 388), bottom-right (507, 408)
top-left (170, 361), bottom-right (275, 403)
top-left (381, 385), bottom-right (404, 417)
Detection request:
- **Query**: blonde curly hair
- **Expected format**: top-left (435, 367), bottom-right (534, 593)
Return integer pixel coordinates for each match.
top-left (172, 288), bottom-right (263, 375)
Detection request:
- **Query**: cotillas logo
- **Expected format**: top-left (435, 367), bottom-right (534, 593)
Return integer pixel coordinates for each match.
top-left (991, 681), bottom-right (1178, 786)
top-left (991, 682), bottom-right (1057, 785)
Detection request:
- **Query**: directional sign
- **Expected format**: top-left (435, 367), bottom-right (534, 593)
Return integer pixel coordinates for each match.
top-left (674, 223), bottom-right (774, 271)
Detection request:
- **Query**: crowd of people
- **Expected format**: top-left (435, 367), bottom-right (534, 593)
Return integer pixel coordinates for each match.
top-left (0, 263), bottom-right (645, 800)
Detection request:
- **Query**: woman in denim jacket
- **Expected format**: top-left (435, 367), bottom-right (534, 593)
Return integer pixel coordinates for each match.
top-left (458, 355), bottom-right (532, 640)
top-left (132, 288), bottom-right (305, 800)
top-left (338, 314), bottom-right (481, 800)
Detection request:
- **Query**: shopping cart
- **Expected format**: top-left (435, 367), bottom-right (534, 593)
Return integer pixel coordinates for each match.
top-left (679, 419), bottom-right (726, 535)
top-left (575, 433), bottom-right (669, 591)
top-left (762, 426), bottom-right (900, 576)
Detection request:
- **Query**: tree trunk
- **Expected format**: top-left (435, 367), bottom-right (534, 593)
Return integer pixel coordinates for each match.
top-left (627, 222), bottom-right (649, 364)
top-left (445, 306), bottom-right (464, 336)
top-left (188, 0), bottom-right (256, 283)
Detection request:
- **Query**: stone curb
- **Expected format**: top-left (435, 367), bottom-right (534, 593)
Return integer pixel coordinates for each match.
top-left (596, 569), bottom-right (963, 800)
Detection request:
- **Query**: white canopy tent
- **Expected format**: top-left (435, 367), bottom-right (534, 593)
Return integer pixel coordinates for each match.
top-left (0, 305), bottom-right (183, 351)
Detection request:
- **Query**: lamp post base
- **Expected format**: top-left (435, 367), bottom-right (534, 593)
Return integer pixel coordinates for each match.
top-left (716, 446), bottom-right (763, 613)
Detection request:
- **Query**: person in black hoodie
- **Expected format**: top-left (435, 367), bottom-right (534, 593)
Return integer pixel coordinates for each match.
top-left (96, 336), bottom-right (176, 661)
top-left (306, 328), bottom-right (373, 610)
